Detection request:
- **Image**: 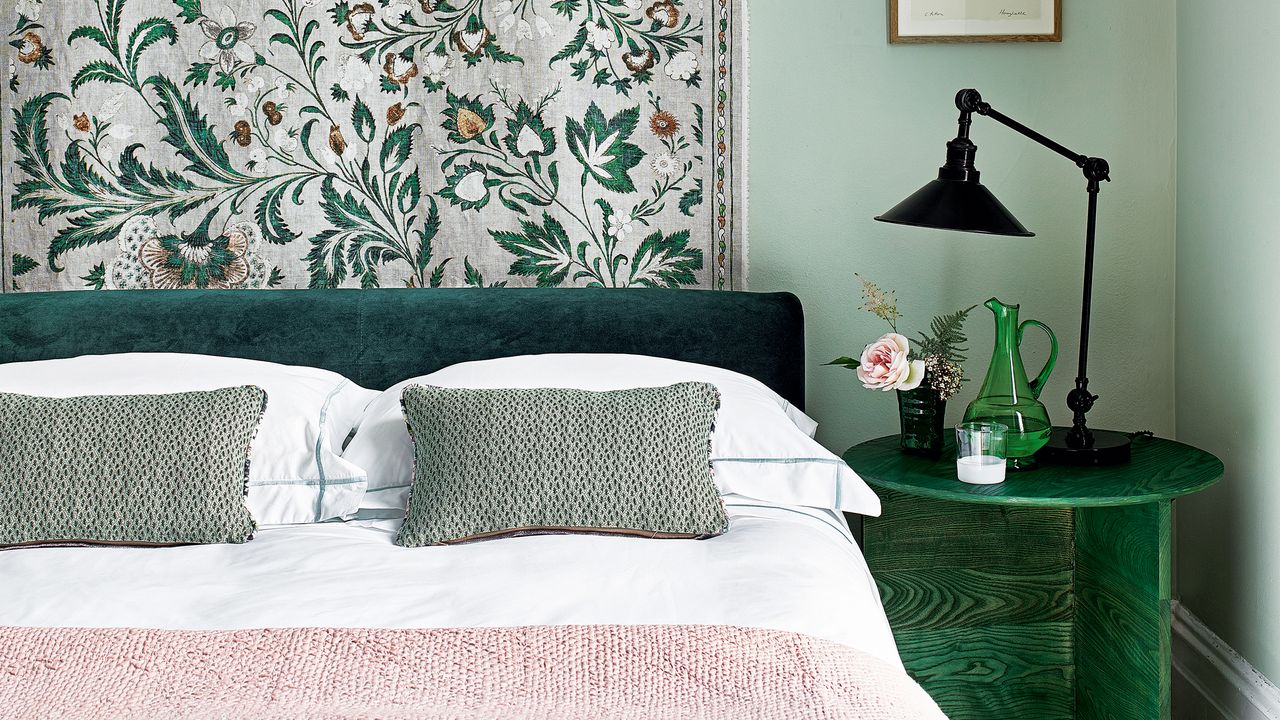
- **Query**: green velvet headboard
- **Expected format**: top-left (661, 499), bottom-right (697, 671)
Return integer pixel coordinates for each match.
top-left (0, 289), bottom-right (806, 409)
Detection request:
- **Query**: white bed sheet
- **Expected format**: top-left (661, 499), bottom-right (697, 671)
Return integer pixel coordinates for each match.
top-left (0, 496), bottom-right (900, 667)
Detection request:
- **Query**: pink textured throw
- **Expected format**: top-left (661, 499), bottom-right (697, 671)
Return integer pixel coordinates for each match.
top-left (0, 625), bottom-right (944, 720)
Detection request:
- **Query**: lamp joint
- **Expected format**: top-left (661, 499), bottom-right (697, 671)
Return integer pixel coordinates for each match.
top-left (1067, 385), bottom-right (1098, 414)
top-left (1065, 383), bottom-right (1099, 449)
top-left (955, 89), bottom-right (988, 115)
top-left (1081, 157), bottom-right (1111, 183)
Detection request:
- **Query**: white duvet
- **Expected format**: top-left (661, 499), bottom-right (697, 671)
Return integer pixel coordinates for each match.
top-left (0, 497), bottom-right (901, 667)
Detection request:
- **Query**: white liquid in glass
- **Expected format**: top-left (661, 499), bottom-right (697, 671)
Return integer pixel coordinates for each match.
top-left (956, 455), bottom-right (1006, 485)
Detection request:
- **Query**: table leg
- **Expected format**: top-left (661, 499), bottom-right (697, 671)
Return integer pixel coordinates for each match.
top-left (866, 491), bottom-right (1076, 719)
top-left (1074, 500), bottom-right (1172, 720)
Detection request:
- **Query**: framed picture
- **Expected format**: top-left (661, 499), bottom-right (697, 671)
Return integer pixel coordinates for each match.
top-left (889, 0), bottom-right (1061, 43)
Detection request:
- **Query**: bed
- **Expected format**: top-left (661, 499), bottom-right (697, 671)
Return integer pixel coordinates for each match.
top-left (0, 289), bottom-right (942, 719)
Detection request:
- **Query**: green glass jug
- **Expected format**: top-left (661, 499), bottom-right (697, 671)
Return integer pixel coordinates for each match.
top-left (963, 298), bottom-right (1059, 469)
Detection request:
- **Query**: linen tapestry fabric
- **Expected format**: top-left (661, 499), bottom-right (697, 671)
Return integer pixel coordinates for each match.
top-left (0, 0), bottom-right (746, 292)
top-left (396, 382), bottom-right (727, 545)
top-left (0, 386), bottom-right (264, 548)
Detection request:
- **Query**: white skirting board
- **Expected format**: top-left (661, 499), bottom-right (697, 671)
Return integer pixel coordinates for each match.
top-left (1173, 601), bottom-right (1280, 720)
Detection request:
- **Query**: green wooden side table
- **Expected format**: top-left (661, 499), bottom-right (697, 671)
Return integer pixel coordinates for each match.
top-left (843, 435), bottom-right (1222, 720)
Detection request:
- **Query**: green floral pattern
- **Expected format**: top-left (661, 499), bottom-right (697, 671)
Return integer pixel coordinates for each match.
top-left (0, 0), bottom-right (745, 291)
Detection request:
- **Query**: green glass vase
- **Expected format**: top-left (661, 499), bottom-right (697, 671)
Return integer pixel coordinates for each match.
top-left (897, 385), bottom-right (946, 458)
top-left (963, 298), bottom-right (1059, 469)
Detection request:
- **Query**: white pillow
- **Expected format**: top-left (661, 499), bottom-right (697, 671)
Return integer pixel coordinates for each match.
top-left (0, 353), bottom-right (378, 525)
top-left (343, 354), bottom-right (881, 516)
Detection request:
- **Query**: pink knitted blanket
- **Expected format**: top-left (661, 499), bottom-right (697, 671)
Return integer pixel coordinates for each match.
top-left (0, 625), bottom-right (943, 720)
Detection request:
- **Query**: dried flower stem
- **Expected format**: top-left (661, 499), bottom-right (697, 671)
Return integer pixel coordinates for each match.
top-left (856, 273), bottom-right (901, 332)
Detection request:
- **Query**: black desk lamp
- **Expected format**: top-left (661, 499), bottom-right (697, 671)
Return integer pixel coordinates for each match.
top-left (876, 88), bottom-right (1130, 465)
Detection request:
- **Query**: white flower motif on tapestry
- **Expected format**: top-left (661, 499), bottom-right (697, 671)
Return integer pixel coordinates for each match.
top-left (337, 55), bottom-right (374, 91)
top-left (587, 24), bottom-right (614, 51)
top-left (623, 0), bottom-right (643, 10)
top-left (98, 122), bottom-right (136, 156)
top-left (245, 75), bottom-right (267, 93)
top-left (534, 14), bottom-right (553, 37)
top-left (15, 0), bottom-right (40, 21)
top-left (608, 213), bottom-right (635, 238)
top-left (199, 4), bottom-right (257, 75)
top-left (320, 148), bottom-right (340, 168)
top-left (248, 147), bottom-right (267, 164)
top-left (272, 76), bottom-right (293, 100)
top-left (422, 51), bottom-right (453, 84)
top-left (99, 92), bottom-right (126, 122)
top-left (651, 154), bottom-right (678, 176)
top-left (665, 51), bottom-right (698, 81)
top-left (494, 2), bottom-right (533, 40)
top-left (380, 2), bottom-right (412, 25)
top-left (454, 168), bottom-right (490, 204)
top-left (228, 92), bottom-right (250, 116)
top-left (516, 125), bottom-right (547, 156)
top-left (273, 128), bottom-right (298, 153)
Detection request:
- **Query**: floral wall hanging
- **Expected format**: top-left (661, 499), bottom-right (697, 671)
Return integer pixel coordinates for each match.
top-left (1, 0), bottom-right (746, 292)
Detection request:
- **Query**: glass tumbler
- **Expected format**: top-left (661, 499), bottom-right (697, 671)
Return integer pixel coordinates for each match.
top-left (955, 422), bottom-right (1008, 485)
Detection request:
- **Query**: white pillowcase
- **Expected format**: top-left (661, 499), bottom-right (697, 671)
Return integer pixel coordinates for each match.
top-left (0, 353), bottom-right (378, 525)
top-left (343, 354), bottom-right (881, 516)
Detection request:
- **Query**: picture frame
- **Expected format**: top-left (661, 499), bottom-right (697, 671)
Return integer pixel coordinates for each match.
top-left (889, 0), bottom-right (1062, 44)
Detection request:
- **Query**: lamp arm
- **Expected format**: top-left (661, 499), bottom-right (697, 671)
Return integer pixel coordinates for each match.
top-left (955, 89), bottom-right (1111, 186)
top-left (955, 88), bottom-right (1110, 450)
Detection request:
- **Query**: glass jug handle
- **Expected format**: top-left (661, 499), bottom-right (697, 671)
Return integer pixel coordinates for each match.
top-left (1018, 319), bottom-right (1059, 399)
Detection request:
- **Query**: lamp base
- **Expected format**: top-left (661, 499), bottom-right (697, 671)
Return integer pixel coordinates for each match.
top-left (1037, 427), bottom-right (1132, 466)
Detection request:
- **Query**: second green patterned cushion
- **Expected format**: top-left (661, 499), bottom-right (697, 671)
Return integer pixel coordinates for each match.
top-left (396, 383), bottom-right (728, 546)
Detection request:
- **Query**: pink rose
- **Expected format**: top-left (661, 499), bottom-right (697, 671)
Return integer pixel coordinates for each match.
top-left (856, 333), bottom-right (925, 391)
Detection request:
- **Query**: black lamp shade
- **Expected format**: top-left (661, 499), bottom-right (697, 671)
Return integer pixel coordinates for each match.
top-left (876, 178), bottom-right (1035, 238)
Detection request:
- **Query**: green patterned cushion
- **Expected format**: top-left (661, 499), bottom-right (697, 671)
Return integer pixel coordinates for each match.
top-left (0, 387), bottom-right (266, 548)
top-left (396, 383), bottom-right (728, 546)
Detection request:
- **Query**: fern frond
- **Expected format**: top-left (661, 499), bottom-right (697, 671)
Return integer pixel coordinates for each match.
top-left (914, 305), bottom-right (977, 363)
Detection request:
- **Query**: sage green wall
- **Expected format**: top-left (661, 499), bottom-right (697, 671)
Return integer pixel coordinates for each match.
top-left (1175, 0), bottom-right (1280, 680)
top-left (747, 3), bottom-right (1178, 452)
